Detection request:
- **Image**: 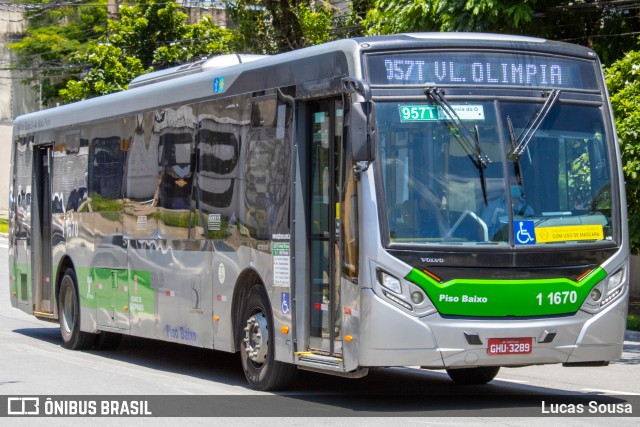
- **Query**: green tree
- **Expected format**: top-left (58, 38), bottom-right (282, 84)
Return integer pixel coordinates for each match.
top-left (533, 1), bottom-right (640, 65)
top-left (58, 43), bottom-right (145, 103)
top-left (8, 0), bottom-right (108, 105)
top-left (153, 15), bottom-right (234, 68)
top-left (363, 0), bottom-right (539, 35)
top-left (364, 0), bottom-right (439, 35)
top-left (606, 45), bottom-right (640, 253)
top-left (295, 2), bottom-right (336, 46)
top-left (362, 1), bottom-right (640, 64)
top-left (11, 0), bottom-right (233, 104)
top-left (107, 0), bottom-right (227, 70)
top-left (226, 0), bottom-right (341, 54)
top-left (438, 0), bottom-right (537, 32)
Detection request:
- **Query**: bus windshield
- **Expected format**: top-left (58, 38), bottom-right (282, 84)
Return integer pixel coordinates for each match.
top-left (377, 100), bottom-right (615, 246)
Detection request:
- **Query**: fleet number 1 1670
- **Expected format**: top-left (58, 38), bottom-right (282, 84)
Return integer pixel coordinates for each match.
top-left (536, 291), bottom-right (578, 306)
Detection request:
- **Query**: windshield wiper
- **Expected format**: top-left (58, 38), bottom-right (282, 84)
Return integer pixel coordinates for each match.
top-left (510, 89), bottom-right (560, 157)
top-left (507, 115), bottom-right (525, 190)
top-left (426, 87), bottom-right (491, 204)
top-left (426, 88), bottom-right (491, 167)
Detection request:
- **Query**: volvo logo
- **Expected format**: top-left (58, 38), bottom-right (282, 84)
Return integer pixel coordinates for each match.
top-left (421, 257), bottom-right (445, 263)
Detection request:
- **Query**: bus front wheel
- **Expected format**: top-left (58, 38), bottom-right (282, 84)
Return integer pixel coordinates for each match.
top-left (58, 269), bottom-right (96, 350)
top-left (446, 366), bottom-right (500, 385)
top-left (239, 284), bottom-right (296, 391)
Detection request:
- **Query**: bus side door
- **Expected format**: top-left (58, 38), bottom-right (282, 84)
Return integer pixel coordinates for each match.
top-left (307, 98), bottom-right (344, 356)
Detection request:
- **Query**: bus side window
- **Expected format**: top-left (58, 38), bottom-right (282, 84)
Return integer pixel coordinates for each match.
top-left (159, 132), bottom-right (194, 210)
top-left (13, 137), bottom-right (33, 240)
top-left (89, 136), bottom-right (125, 204)
top-left (242, 96), bottom-right (291, 241)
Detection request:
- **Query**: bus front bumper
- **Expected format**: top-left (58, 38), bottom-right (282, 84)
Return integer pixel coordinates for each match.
top-left (357, 288), bottom-right (627, 369)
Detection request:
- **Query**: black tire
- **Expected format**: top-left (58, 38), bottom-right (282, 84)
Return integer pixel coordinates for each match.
top-left (239, 284), bottom-right (297, 391)
top-left (95, 331), bottom-right (122, 350)
top-left (446, 366), bottom-right (500, 385)
top-left (58, 268), bottom-right (96, 350)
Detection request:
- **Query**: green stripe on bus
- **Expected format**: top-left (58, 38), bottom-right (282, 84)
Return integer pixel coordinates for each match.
top-left (406, 267), bottom-right (606, 317)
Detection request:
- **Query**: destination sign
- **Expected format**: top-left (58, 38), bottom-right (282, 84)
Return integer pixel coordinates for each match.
top-left (366, 52), bottom-right (598, 90)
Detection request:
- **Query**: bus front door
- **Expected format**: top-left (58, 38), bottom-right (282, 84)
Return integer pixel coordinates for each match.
top-left (32, 143), bottom-right (53, 315)
top-left (308, 99), bottom-right (344, 355)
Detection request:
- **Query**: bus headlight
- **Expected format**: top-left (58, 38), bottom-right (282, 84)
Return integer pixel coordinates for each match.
top-left (601, 268), bottom-right (625, 307)
top-left (372, 265), bottom-right (436, 316)
top-left (377, 270), bottom-right (402, 294)
top-left (581, 266), bottom-right (627, 314)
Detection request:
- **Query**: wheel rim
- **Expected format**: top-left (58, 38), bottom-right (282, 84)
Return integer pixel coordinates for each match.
top-left (243, 311), bottom-right (269, 366)
top-left (61, 281), bottom-right (74, 335)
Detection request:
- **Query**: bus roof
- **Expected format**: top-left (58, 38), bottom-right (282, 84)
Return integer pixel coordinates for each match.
top-left (13, 33), bottom-right (597, 137)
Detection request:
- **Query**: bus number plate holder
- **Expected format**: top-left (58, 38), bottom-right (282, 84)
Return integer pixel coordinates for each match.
top-left (487, 337), bottom-right (532, 355)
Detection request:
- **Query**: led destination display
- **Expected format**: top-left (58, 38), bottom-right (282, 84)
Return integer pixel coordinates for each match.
top-left (367, 52), bottom-right (598, 89)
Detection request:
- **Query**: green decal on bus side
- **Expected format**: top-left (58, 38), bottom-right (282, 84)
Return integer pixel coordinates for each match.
top-left (406, 267), bottom-right (607, 317)
top-left (12, 262), bottom-right (32, 302)
top-left (76, 267), bottom-right (154, 315)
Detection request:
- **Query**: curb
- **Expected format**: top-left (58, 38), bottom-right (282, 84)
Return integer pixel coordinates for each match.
top-left (625, 329), bottom-right (640, 342)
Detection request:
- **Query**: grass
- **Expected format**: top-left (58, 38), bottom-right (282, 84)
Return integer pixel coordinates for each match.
top-left (628, 314), bottom-right (640, 332)
top-left (0, 218), bottom-right (7, 234)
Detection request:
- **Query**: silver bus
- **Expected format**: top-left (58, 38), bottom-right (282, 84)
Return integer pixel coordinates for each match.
top-left (8, 33), bottom-right (629, 390)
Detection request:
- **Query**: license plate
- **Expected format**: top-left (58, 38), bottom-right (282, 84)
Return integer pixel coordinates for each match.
top-left (487, 337), bottom-right (532, 355)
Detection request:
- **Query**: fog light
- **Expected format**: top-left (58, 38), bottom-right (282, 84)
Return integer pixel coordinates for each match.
top-left (411, 291), bottom-right (424, 304)
top-left (590, 288), bottom-right (602, 301)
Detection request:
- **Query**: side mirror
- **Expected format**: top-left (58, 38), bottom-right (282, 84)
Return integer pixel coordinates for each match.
top-left (349, 101), bottom-right (376, 162)
top-left (343, 77), bottom-right (376, 163)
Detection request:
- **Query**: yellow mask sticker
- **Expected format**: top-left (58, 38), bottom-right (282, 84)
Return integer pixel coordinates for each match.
top-left (535, 225), bottom-right (604, 243)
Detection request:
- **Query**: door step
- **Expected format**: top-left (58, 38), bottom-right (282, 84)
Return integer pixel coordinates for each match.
top-left (295, 352), bottom-right (368, 378)
top-left (33, 310), bottom-right (56, 321)
top-left (295, 352), bottom-right (343, 371)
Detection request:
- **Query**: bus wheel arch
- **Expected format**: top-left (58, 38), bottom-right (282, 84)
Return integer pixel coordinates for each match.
top-left (57, 265), bottom-right (96, 350)
top-left (231, 268), bottom-right (263, 351)
top-left (233, 271), bottom-right (296, 390)
top-left (54, 255), bottom-right (76, 312)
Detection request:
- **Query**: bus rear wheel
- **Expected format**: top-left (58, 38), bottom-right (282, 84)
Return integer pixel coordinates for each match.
top-left (446, 366), bottom-right (500, 385)
top-left (239, 284), bottom-right (296, 391)
top-left (58, 268), bottom-right (96, 350)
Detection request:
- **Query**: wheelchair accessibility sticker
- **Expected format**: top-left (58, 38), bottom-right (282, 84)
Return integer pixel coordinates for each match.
top-left (281, 292), bottom-right (290, 315)
top-left (515, 220), bottom-right (536, 245)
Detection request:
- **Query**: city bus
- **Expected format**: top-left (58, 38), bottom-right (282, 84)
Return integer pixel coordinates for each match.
top-left (8, 33), bottom-right (629, 390)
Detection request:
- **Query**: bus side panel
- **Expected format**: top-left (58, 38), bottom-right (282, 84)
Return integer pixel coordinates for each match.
top-left (125, 240), bottom-right (214, 349)
top-left (11, 136), bottom-right (34, 314)
top-left (52, 131), bottom-right (96, 329)
top-left (242, 94), bottom-right (294, 364)
top-left (88, 121), bottom-right (127, 332)
top-left (11, 240), bottom-right (32, 314)
top-left (72, 212), bottom-right (96, 332)
top-left (119, 105), bottom-right (216, 349)
top-left (211, 243), bottom-right (247, 353)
